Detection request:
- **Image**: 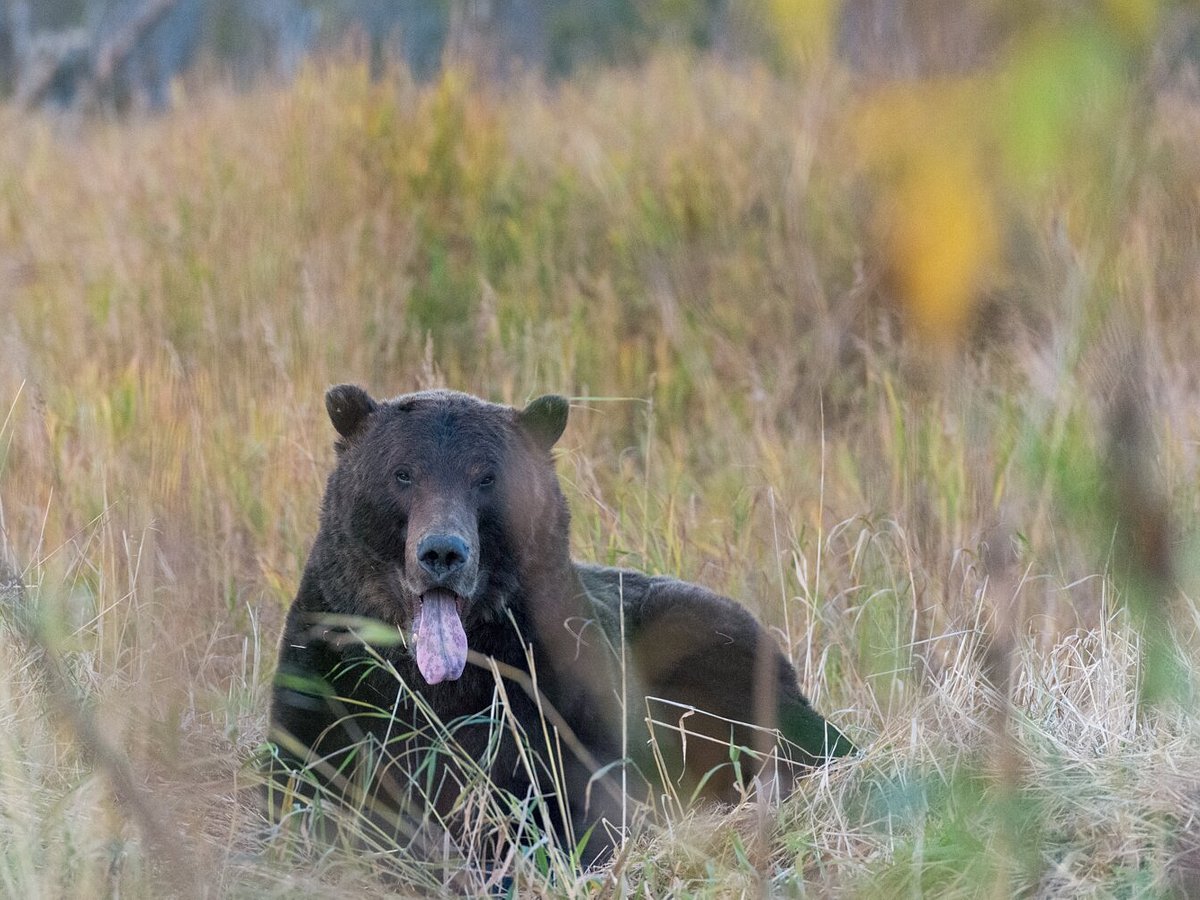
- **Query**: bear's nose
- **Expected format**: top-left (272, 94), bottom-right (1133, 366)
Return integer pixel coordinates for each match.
top-left (417, 533), bottom-right (470, 580)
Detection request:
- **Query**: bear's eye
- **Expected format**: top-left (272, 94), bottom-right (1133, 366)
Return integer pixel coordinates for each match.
top-left (395, 469), bottom-right (413, 485)
top-left (477, 473), bottom-right (496, 489)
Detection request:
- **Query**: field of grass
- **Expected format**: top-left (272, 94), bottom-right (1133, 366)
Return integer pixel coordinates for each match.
top-left (2, 20), bottom-right (1200, 898)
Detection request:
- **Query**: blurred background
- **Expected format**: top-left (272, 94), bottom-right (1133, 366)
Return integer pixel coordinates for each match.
top-left (2, 0), bottom-right (1200, 895)
top-left (6, 1), bottom-right (1198, 109)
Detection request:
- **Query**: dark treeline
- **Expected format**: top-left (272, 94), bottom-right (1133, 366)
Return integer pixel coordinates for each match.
top-left (2, 1), bottom-right (1199, 113)
top-left (2, 0), bottom-right (732, 110)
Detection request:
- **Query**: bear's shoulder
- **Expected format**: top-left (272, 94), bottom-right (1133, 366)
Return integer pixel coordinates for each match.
top-left (574, 560), bottom-right (765, 645)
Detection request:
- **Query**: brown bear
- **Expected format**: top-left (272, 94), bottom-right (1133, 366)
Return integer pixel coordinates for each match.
top-left (266, 386), bottom-right (853, 864)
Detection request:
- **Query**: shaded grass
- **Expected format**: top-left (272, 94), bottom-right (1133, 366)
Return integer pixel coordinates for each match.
top-left (0, 43), bottom-right (1198, 896)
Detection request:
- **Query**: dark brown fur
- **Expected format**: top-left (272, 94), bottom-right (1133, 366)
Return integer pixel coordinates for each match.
top-left (267, 387), bottom-right (853, 863)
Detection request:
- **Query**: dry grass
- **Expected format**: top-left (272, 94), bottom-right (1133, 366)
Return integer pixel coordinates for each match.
top-left (1, 32), bottom-right (1199, 897)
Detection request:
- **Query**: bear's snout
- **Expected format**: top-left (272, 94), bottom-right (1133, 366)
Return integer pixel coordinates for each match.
top-left (416, 533), bottom-right (471, 583)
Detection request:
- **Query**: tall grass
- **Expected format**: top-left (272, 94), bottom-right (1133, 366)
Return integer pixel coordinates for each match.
top-left (0, 34), bottom-right (1198, 895)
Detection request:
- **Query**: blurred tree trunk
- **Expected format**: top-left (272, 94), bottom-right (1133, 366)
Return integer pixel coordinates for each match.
top-left (13, 0), bottom-right (188, 110)
top-left (0, 1), bottom-right (28, 98)
top-left (838, 0), bottom-right (1007, 77)
top-left (446, 0), bottom-right (550, 76)
top-left (0, 7), bottom-right (13, 97)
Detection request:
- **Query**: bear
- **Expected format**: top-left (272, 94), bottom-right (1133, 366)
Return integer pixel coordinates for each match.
top-left (266, 386), bottom-right (854, 866)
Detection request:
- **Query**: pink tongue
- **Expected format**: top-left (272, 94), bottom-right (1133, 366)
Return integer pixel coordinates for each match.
top-left (412, 589), bottom-right (468, 685)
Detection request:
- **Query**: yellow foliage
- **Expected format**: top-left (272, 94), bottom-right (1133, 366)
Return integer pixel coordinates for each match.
top-left (1103, 0), bottom-right (1158, 44)
top-left (882, 152), bottom-right (998, 341)
top-left (764, 0), bottom-right (840, 66)
top-left (851, 80), bottom-right (999, 342)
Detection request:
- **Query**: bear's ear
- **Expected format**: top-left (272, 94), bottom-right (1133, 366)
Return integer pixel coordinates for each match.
top-left (518, 395), bottom-right (569, 451)
top-left (325, 384), bottom-right (378, 444)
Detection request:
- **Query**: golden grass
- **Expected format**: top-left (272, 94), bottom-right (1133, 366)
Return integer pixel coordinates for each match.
top-left (1, 43), bottom-right (1198, 896)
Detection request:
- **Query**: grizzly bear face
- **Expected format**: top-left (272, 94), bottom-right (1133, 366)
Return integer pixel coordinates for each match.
top-left (319, 385), bottom-right (570, 685)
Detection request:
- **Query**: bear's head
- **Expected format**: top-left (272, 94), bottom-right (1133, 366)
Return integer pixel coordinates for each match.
top-left (320, 385), bottom-right (571, 685)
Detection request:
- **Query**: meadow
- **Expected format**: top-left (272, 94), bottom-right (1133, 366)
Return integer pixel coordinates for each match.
top-left (2, 20), bottom-right (1200, 898)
